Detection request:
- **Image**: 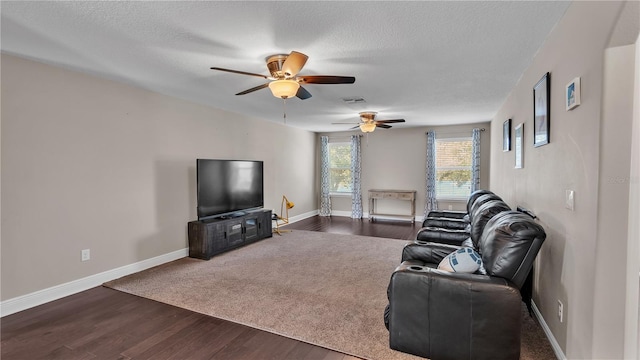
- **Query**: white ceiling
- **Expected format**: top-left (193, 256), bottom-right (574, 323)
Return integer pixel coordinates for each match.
top-left (0, 1), bottom-right (571, 133)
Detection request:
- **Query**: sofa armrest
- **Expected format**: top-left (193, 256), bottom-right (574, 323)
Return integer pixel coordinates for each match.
top-left (401, 241), bottom-right (461, 263)
top-left (416, 227), bottom-right (470, 246)
top-left (387, 263), bottom-right (522, 360)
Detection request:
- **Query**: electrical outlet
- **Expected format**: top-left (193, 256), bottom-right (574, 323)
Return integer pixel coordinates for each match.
top-left (448, 205), bottom-right (453, 210)
top-left (81, 249), bottom-right (90, 262)
top-left (558, 300), bottom-right (564, 323)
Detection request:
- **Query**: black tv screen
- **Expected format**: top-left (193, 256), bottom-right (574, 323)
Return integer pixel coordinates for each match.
top-left (197, 159), bottom-right (264, 220)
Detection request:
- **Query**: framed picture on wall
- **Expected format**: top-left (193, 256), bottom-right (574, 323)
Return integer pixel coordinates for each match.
top-left (503, 119), bottom-right (511, 152)
top-left (515, 123), bottom-right (523, 169)
top-left (533, 72), bottom-right (550, 147)
top-left (566, 77), bottom-right (581, 110)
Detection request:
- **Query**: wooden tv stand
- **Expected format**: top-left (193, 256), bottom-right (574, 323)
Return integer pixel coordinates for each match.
top-left (188, 209), bottom-right (272, 260)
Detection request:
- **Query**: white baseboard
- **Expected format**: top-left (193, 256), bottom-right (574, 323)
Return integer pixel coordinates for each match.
top-left (287, 209), bottom-right (319, 224)
top-left (1, 248), bottom-right (188, 317)
top-left (531, 300), bottom-right (567, 360)
top-left (330, 210), bottom-right (352, 218)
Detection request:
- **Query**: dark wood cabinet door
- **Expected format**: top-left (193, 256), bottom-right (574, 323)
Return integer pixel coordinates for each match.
top-left (244, 216), bottom-right (259, 243)
top-left (225, 219), bottom-right (244, 247)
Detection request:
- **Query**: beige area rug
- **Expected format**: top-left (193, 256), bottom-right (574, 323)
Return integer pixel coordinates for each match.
top-left (104, 230), bottom-right (555, 360)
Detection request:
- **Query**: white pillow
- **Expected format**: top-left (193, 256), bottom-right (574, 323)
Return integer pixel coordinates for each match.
top-left (437, 247), bottom-right (482, 273)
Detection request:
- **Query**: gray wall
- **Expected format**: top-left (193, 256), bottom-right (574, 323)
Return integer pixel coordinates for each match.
top-left (625, 31), bottom-right (640, 360)
top-left (1, 54), bottom-right (318, 300)
top-left (317, 123), bottom-right (491, 218)
top-left (489, 2), bottom-right (638, 359)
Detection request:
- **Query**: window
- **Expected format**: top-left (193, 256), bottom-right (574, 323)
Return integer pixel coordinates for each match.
top-left (435, 137), bottom-right (472, 199)
top-left (328, 142), bottom-right (352, 193)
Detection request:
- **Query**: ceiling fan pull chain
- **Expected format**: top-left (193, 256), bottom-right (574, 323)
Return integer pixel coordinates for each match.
top-left (283, 99), bottom-right (287, 123)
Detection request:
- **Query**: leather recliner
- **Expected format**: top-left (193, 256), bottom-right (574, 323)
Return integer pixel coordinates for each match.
top-left (416, 195), bottom-right (507, 246)
top-left (424, 189), bottom-right (494, 229)
top-left (385, 211), bottom-right (546, 360)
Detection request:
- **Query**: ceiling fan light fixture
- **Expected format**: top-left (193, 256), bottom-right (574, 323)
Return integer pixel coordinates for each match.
top-left (359, 123), bottom-right (376, 133)
top-left (268, 79), bottom-right (300, 99)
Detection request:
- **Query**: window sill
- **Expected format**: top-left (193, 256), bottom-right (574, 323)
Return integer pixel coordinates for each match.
top-left (436, 197), bottom-right (467, 202)
top-left (330, 192), bottom-right (352, 197)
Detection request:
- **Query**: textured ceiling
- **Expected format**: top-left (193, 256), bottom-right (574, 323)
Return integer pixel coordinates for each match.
top-left (1, 1), bottom-right (571, 132)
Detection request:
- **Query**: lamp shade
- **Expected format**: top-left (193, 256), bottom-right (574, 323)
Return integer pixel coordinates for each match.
top-left (359, 123), bottom-right (376, 133)
top-left (286, 200), bottom-right (295, 209)
top-left (268, 80), bottom-right (300, 99)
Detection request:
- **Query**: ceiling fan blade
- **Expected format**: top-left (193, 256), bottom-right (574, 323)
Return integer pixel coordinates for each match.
top-left (376, 119), bottom-right (405, 124)
top-left (235, 83), bottom-right (269, 95)
top-left (349, 125), bottom-right (360, 130)
top-left (376, 124), bottom-right (392, 129)
top-left (296, 86), bottom-right (312, 100)
top-left (332, 122), bottom-right (361, 125)
top-left (282, 51), bottom-right (308, 77)
top-left (211, 67), bottom-right (269, 79)
top-left (298, 75), bottom-right (356, 84)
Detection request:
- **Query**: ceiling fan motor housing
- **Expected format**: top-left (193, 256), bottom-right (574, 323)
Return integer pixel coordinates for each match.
top-left (359, 111), bottom-right (378, 122)
top-left (266, 54), bottom-right (289, 79)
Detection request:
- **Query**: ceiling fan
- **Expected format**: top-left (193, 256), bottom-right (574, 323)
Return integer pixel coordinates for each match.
top-left (211, 51), bottom-right (355, 100)
top-left (333, 112), bottom-right (406, 133)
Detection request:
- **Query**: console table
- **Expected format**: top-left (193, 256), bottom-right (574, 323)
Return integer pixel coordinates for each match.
top-left (368, 189), bottom-right (416, 223)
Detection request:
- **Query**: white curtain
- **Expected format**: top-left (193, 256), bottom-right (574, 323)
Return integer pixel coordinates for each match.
top-left (319, 136), bottom-right (332, 216)
top-left (424, 131), bottom-right (438, 217)
top-left (471, 128), bottom-right (481, 193)
top-left (350, 135), bottom-right (363, 219)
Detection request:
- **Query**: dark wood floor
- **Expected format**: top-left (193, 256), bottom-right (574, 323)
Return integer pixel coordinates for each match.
top-left (282, 216), bottom-right (422, 240)
top-left (1, 216), bottom-right (420, 360)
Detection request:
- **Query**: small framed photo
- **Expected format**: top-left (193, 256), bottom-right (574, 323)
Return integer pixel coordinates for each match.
top-left (533, 72), bottom-right (550, 147)
top-left (566, 77), bottom-right (581, 110)
top-left (515, 123), bottom-right (524, 169)
top-left (503, 119), bottom-right (511, 152)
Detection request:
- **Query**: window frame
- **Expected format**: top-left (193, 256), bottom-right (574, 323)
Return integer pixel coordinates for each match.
top-left (435, 136), bottom-right (473, 200)
top-left (327, 141), bottom-right (353, 195)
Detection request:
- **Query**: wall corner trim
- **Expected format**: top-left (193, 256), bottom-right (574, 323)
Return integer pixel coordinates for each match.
top-left (532, 300), bottom-right (567, 360)
top-left (0, 248), bottom-right (188, 317)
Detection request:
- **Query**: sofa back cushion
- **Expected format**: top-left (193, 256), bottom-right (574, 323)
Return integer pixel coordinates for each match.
top-left (479, 211), bottom-right (546, 288)
top-left (466, 189), bottom-right (494, 213)
top-left (469, 200), bottom-right (511, 247)
top-left (468, 193), bottom-right (503, 222)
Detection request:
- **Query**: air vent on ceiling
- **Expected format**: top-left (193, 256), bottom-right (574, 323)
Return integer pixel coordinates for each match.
top-left (341, 97), bottom-right (366, 104)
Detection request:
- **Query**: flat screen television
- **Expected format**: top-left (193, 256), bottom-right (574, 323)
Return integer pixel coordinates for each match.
top-left (197, 159), bottom-right (264, 220)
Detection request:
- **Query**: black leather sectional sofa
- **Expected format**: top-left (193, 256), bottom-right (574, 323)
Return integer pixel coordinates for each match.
top-left (384, 191), bottom-right (547, 360)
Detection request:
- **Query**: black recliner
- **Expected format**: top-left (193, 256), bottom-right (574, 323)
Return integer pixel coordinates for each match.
top-left (385, 211), bottom-right (546, 360)
top-left (423, 189), bottom-right (493, 230)
top-left (416, 194), bottom-right (507, 246)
